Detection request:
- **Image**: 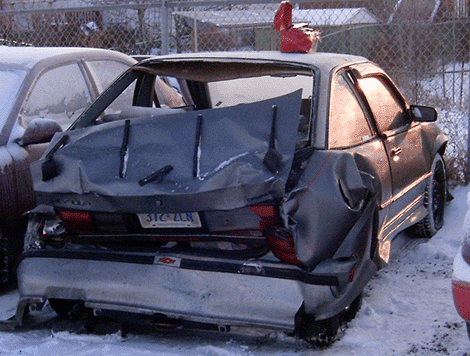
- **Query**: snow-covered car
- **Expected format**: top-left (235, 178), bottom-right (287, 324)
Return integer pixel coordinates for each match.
top-left (0, 47), bottom-right (136, 284)
top-left (16, 51), bottom-right (447, 344)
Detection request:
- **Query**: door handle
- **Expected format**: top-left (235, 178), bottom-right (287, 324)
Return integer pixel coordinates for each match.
top-left (391, 147), bottom-right (402, 162)
top-left (391, 147), bottom-right (402, 156)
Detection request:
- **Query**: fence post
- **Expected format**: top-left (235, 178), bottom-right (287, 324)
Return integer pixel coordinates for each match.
top-left (467, 71), bottom-right (470, 184)
top-left (161, 0), bottom-right (169, 55)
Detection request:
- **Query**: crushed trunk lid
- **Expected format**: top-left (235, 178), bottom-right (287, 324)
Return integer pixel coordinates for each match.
top-left (31, 91), bottom-right (302, 212)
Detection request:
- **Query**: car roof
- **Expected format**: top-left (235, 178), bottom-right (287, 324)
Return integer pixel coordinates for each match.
top-left (0, 46), bottom-right (134, 69)
top-left (140, 51), bottom-right (370, 73)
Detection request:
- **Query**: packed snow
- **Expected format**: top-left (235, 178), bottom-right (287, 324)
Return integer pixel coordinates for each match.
top-left (0, 184), bottom-right (469, 355)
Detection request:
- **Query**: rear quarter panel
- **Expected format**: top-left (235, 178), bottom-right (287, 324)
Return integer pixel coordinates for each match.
top-left (283, 150), bottom-right (378, 268)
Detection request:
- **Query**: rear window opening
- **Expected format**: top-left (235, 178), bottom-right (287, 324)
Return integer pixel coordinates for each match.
top-left (207, 74), bottom-right (313, 108)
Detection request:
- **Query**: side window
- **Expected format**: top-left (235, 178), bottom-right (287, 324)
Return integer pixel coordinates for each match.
top-left (87, 60), bottom-right (135, 115)
top-left (329, 74), bottom-right (373, 148)
top-left (86, 60), bottom-right (131, 93)
top-left (357, 76), bottom-right (408, 132)
top-left (20, 63), bottom-right (92, 129)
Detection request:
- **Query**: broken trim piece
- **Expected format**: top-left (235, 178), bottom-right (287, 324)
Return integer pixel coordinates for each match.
top-left (193, 114), bottom-right (203, 178)
top-left (119, 119), bottom-right (131, 178)
top-left (263, 105), bottom-right (282, 173)
top-left (138, 165), bottom-right (173, 186)
top-left (41, 134), bottom-right (69, 182)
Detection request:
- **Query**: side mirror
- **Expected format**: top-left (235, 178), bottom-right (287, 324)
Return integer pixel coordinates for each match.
top-left (409, 105), bottom-right (437, 122)
top-left (19, 119), bottom-right (63, 146)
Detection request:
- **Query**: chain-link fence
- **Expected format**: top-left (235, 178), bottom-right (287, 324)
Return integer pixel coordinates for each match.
top-left (1, 0), bottom-right (469, 182)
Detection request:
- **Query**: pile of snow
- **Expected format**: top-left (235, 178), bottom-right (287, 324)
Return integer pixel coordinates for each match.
top-left (0, 185), bottom-right (469, 355)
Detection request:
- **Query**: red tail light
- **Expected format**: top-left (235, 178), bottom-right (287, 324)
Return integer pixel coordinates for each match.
top-left (59, 210), bottom-right (95, 231)
top-left (452, 279), bottom-right (470, 323)
top-left (250, 204), bottom-right (277, 231)
top-left (264, 226), bottom-right (302, 265)
top-left (250, 205), bottom-right (301, 265)
top-left (250, 205), bottom-right (276, 218)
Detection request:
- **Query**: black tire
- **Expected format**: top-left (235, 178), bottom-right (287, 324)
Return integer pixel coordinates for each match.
top-left (294, 294), bottom-right (363, 347)
top-left (412, 154), bottom-right (447, 238)
top-left (48, 298), bottom-right (78, 318)
top-left (0, 229), bottom-right (9, 285)
top-left (340, 293), bottom-right (363, 323)
top-left (0, 222), bottom-right (25, 287)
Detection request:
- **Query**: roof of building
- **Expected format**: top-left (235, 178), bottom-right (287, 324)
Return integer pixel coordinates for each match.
top-left (174, 7), bottom-right (379, 29)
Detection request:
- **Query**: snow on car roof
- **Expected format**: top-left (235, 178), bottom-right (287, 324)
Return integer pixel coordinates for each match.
top-left (0, 46), bottom-right (128, 69)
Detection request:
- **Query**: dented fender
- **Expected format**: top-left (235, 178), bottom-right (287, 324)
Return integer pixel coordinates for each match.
top-left (283, 150), bottom-right (379, 269)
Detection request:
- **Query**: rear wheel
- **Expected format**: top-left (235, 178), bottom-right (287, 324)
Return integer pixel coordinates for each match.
top-left (295, 294), bottom-right (363, 347)
top-left (0, 229), bottom-right (8, 284)
top-left (48, 298), bottom-right (76, 317)
top-left (48, 299), bottom-right (87, 320)
top-left (412, 154), bottom-right (447, 238)
top-left (0, 222), bottom-right (26, 287)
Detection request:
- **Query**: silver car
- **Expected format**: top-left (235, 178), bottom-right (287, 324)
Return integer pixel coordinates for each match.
top-left (0, 47), bottom-right (136, 284)
top-left (16, 51), bottom-right (447, 345)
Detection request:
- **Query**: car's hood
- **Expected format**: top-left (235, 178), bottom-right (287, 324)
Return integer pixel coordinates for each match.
top-left (31, 91), bottom-right (302, 212)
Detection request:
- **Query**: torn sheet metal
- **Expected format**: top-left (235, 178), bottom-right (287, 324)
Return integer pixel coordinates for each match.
top-left (31, 91), bottom-right (302, 212)
top-left (283, 150), bottom-right (378, 268)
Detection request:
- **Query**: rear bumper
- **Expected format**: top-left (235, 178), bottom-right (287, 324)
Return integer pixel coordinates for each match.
top-left (16, 249), bottom-right (372, 331)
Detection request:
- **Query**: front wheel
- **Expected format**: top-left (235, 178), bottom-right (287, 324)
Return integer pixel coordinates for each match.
top-left (412, 154), bottom-right (447, 238)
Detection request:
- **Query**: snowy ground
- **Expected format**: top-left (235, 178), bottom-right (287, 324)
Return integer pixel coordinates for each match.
top-left (0, 185), bottom-right (469, 355)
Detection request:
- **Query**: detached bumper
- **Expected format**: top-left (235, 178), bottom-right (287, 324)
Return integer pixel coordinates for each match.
top-left (17, 250), bottom-right (346, 331)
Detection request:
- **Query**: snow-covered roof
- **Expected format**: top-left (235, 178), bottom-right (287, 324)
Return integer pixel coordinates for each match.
top-left (174, 7), bottom-right (378, 29)
top-left (294, 8), bottom-right (379, 27)
top-left (0, 46), bottom-right (125, 69)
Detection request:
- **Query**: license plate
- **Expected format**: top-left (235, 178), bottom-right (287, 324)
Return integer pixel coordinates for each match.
top-left (137, 212), bottom-right (202, 228)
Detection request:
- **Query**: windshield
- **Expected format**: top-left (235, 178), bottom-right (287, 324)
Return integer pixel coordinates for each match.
top-left (0, 68), bottom-right (26, 130)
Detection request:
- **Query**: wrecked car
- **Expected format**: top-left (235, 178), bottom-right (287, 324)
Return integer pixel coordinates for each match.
top-left (15, 51), bottom-right (447, 344)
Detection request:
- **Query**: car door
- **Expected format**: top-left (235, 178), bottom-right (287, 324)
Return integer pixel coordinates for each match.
top-left (328, 70), bottom-right (393, 213)
top-left (11, 61), bottom-right (95, 219)
top-left (19, 61), bottom-right (94, 131)
top-left (355, 74), bottom-right (429, 221)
